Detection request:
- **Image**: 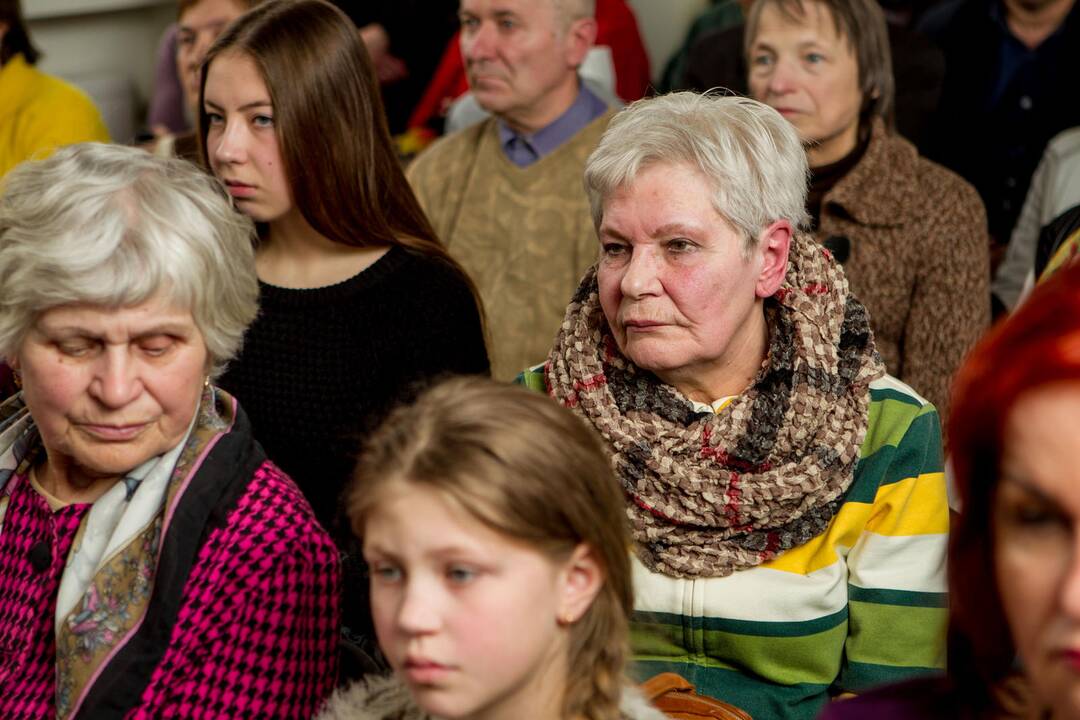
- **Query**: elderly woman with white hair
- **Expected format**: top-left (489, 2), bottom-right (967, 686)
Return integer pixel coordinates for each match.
top-left (0, 143), bottom-right (339, 719)
top-left (521, 93), bottom-right (949, 720)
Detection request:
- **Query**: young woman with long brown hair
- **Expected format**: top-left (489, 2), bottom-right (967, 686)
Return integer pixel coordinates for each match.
top-left (198, 0), bottom-right (488, 661)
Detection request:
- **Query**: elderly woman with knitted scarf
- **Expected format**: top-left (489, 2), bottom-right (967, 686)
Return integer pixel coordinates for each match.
top-left (520, 93), bottom-right (949, 720)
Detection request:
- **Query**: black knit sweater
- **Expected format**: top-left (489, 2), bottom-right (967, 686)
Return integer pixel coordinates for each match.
top-left (218, 245), bottom-right (489, 535)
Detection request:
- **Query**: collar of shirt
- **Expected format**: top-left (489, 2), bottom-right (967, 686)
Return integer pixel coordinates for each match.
top-left (497, 82), bottom-right (609, 167)
top-left (689, 396), bottom-right (737, 415)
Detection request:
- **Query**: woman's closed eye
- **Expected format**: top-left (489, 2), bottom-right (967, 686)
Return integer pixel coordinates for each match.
top-left (138, 336), bottom-right (176, 358)
top-left (57, 339), bottom-right (98, 358)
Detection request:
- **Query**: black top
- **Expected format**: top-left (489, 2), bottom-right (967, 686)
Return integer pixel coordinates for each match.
top-left (218, 245), bottom-right (489, 535)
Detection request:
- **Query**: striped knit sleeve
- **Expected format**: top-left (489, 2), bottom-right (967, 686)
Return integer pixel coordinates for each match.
top-left (515, 365), bottom-right (548, 392)
top-left (836, 376), bottom-right (949, 692)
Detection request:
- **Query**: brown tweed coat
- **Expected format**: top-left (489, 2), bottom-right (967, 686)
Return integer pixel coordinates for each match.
top-left (818, 119), bottom-right (990, 421)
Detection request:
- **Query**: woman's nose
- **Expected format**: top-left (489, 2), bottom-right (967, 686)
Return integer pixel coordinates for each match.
top-left (766, 58), bottom-right (797, 96)
top-left (620, 248), bottom-right (663, 299)
top-left (90, 348), bottom-right (143, 409)
top-left (213, 121), bottom-right (246, 164)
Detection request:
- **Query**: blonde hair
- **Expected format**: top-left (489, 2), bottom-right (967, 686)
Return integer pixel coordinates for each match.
top-left (348, 377), bottom-right (632, 720)
top-left (584, 92), bottom-right (810, 253)
top-left (0, 143), bottom-right (258, 377)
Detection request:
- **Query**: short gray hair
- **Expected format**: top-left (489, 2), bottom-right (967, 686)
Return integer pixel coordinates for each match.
top-left (0, 143), bottom-right (259, 377)
top-left (584, 92), bottom-right (810, 254)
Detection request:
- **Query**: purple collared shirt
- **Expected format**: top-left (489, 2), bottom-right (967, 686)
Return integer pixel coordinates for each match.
top-left (497, 84), bottom-right (609, 167)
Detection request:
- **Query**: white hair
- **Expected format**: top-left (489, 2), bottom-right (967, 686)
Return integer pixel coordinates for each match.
top-left (584, 92), bottom-right (810, 254)
top-left (0, 142), bottom-right (259, 377)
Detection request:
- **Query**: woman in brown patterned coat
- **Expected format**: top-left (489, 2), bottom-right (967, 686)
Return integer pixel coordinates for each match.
top-left (745, 0), bottom-right (990, 420)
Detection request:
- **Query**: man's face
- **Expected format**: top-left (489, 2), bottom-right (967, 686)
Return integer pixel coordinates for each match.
top-left (458, 0), bottom-right (586, 131)
top-left (177, 0), bottom-right (248, 114)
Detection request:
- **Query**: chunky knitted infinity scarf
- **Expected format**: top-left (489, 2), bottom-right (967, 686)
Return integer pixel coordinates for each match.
top-left (546, 233), bottom-right (885, 579)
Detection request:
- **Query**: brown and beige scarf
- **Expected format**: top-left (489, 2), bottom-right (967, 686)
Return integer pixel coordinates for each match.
top-left (546, 232), bottom-right (885, 579)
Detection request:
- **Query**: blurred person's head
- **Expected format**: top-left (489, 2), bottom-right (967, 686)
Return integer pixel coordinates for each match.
top-left (458, 0), bottom-right (598, 134)
top-left (177, 0), bottom-right (259, 114)
top-left (198, 0), bottom-right (447, 260)
top-left (948, 261), bottom-right (1080, 718)
top-left (0, 0), bottom-right (40, 66)
top-left (349, 376), bottom-right (633, 720)
top-left (744, 0), bottom-right (894, 167)
top-left (583, 92), bottom-right (806, 399)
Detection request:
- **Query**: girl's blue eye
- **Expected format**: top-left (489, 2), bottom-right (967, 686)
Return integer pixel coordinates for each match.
top-left (446, 566), bottom-right (477, 584)
top-left (372, 564), bottom-right (402, 582)
top-left (805, 52), bottom-right (825, 64)
top-left (253, 115), bottom-right (274, 128)
top-left (205, 112), bottom-right (224, 125)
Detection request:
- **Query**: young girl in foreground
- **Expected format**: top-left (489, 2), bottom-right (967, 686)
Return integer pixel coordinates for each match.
top-left (319, 377), bottom-right (667, 720)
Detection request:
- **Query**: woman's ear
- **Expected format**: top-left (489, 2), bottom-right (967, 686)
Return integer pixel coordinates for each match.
top-left (755, 220), bottom-right (792, 298)
top-left (557, 543), bottom-right (604, 625)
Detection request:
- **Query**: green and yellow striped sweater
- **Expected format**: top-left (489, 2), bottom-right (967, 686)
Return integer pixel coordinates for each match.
top-left (519, 371), bottom-right (948, 720)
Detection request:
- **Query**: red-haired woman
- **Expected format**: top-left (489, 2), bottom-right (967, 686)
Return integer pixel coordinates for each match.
top-left (821, 260), bottom-right (1080, 718)
top-left (198, 0), bottom-right (489, 665)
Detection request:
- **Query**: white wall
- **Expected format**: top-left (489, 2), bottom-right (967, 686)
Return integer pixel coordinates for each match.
top-left (626, 0), bottom-right (711, 83)
top-left (26, 0), bottom-right (175, 141)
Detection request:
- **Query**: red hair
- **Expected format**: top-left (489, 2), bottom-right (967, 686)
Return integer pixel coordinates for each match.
top-left (947, 261), bottom-right (1080, 713)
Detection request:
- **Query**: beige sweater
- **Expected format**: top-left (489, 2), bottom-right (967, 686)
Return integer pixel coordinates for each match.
top-left (407, 112), bottom-right (614, 379)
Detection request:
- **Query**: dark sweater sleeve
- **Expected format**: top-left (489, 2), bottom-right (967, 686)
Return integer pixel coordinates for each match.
top-left (390, 254), bottom-right (490, 390)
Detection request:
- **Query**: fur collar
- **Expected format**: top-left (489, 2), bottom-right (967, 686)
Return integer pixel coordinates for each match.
top-left (316, 674), bottom-right (668, 720)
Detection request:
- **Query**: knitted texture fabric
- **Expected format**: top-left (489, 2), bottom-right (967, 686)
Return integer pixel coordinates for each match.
top-left (0, 456), bottom-right (340, 719)
top-left (218, 245), bottom-right (489, 534)
top-left (546, 233), bottom-right (886, 579)
top-left (818, 118), bottom-right (989, 422)
top-left (406, 113), bottom-right (613, 379)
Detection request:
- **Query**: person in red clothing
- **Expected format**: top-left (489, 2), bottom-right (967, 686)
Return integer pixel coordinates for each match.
top-left (0, 142), bottom-right (339, 719)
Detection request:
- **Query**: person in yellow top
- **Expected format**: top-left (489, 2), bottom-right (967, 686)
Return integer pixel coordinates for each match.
top-left (0, 0), bottom-right (110, 178)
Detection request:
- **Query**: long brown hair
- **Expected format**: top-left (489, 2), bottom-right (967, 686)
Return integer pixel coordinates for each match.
top-left (349, 377), bottom-right (633, 720)
top-left (197, 0), bottom-right (466, 271)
